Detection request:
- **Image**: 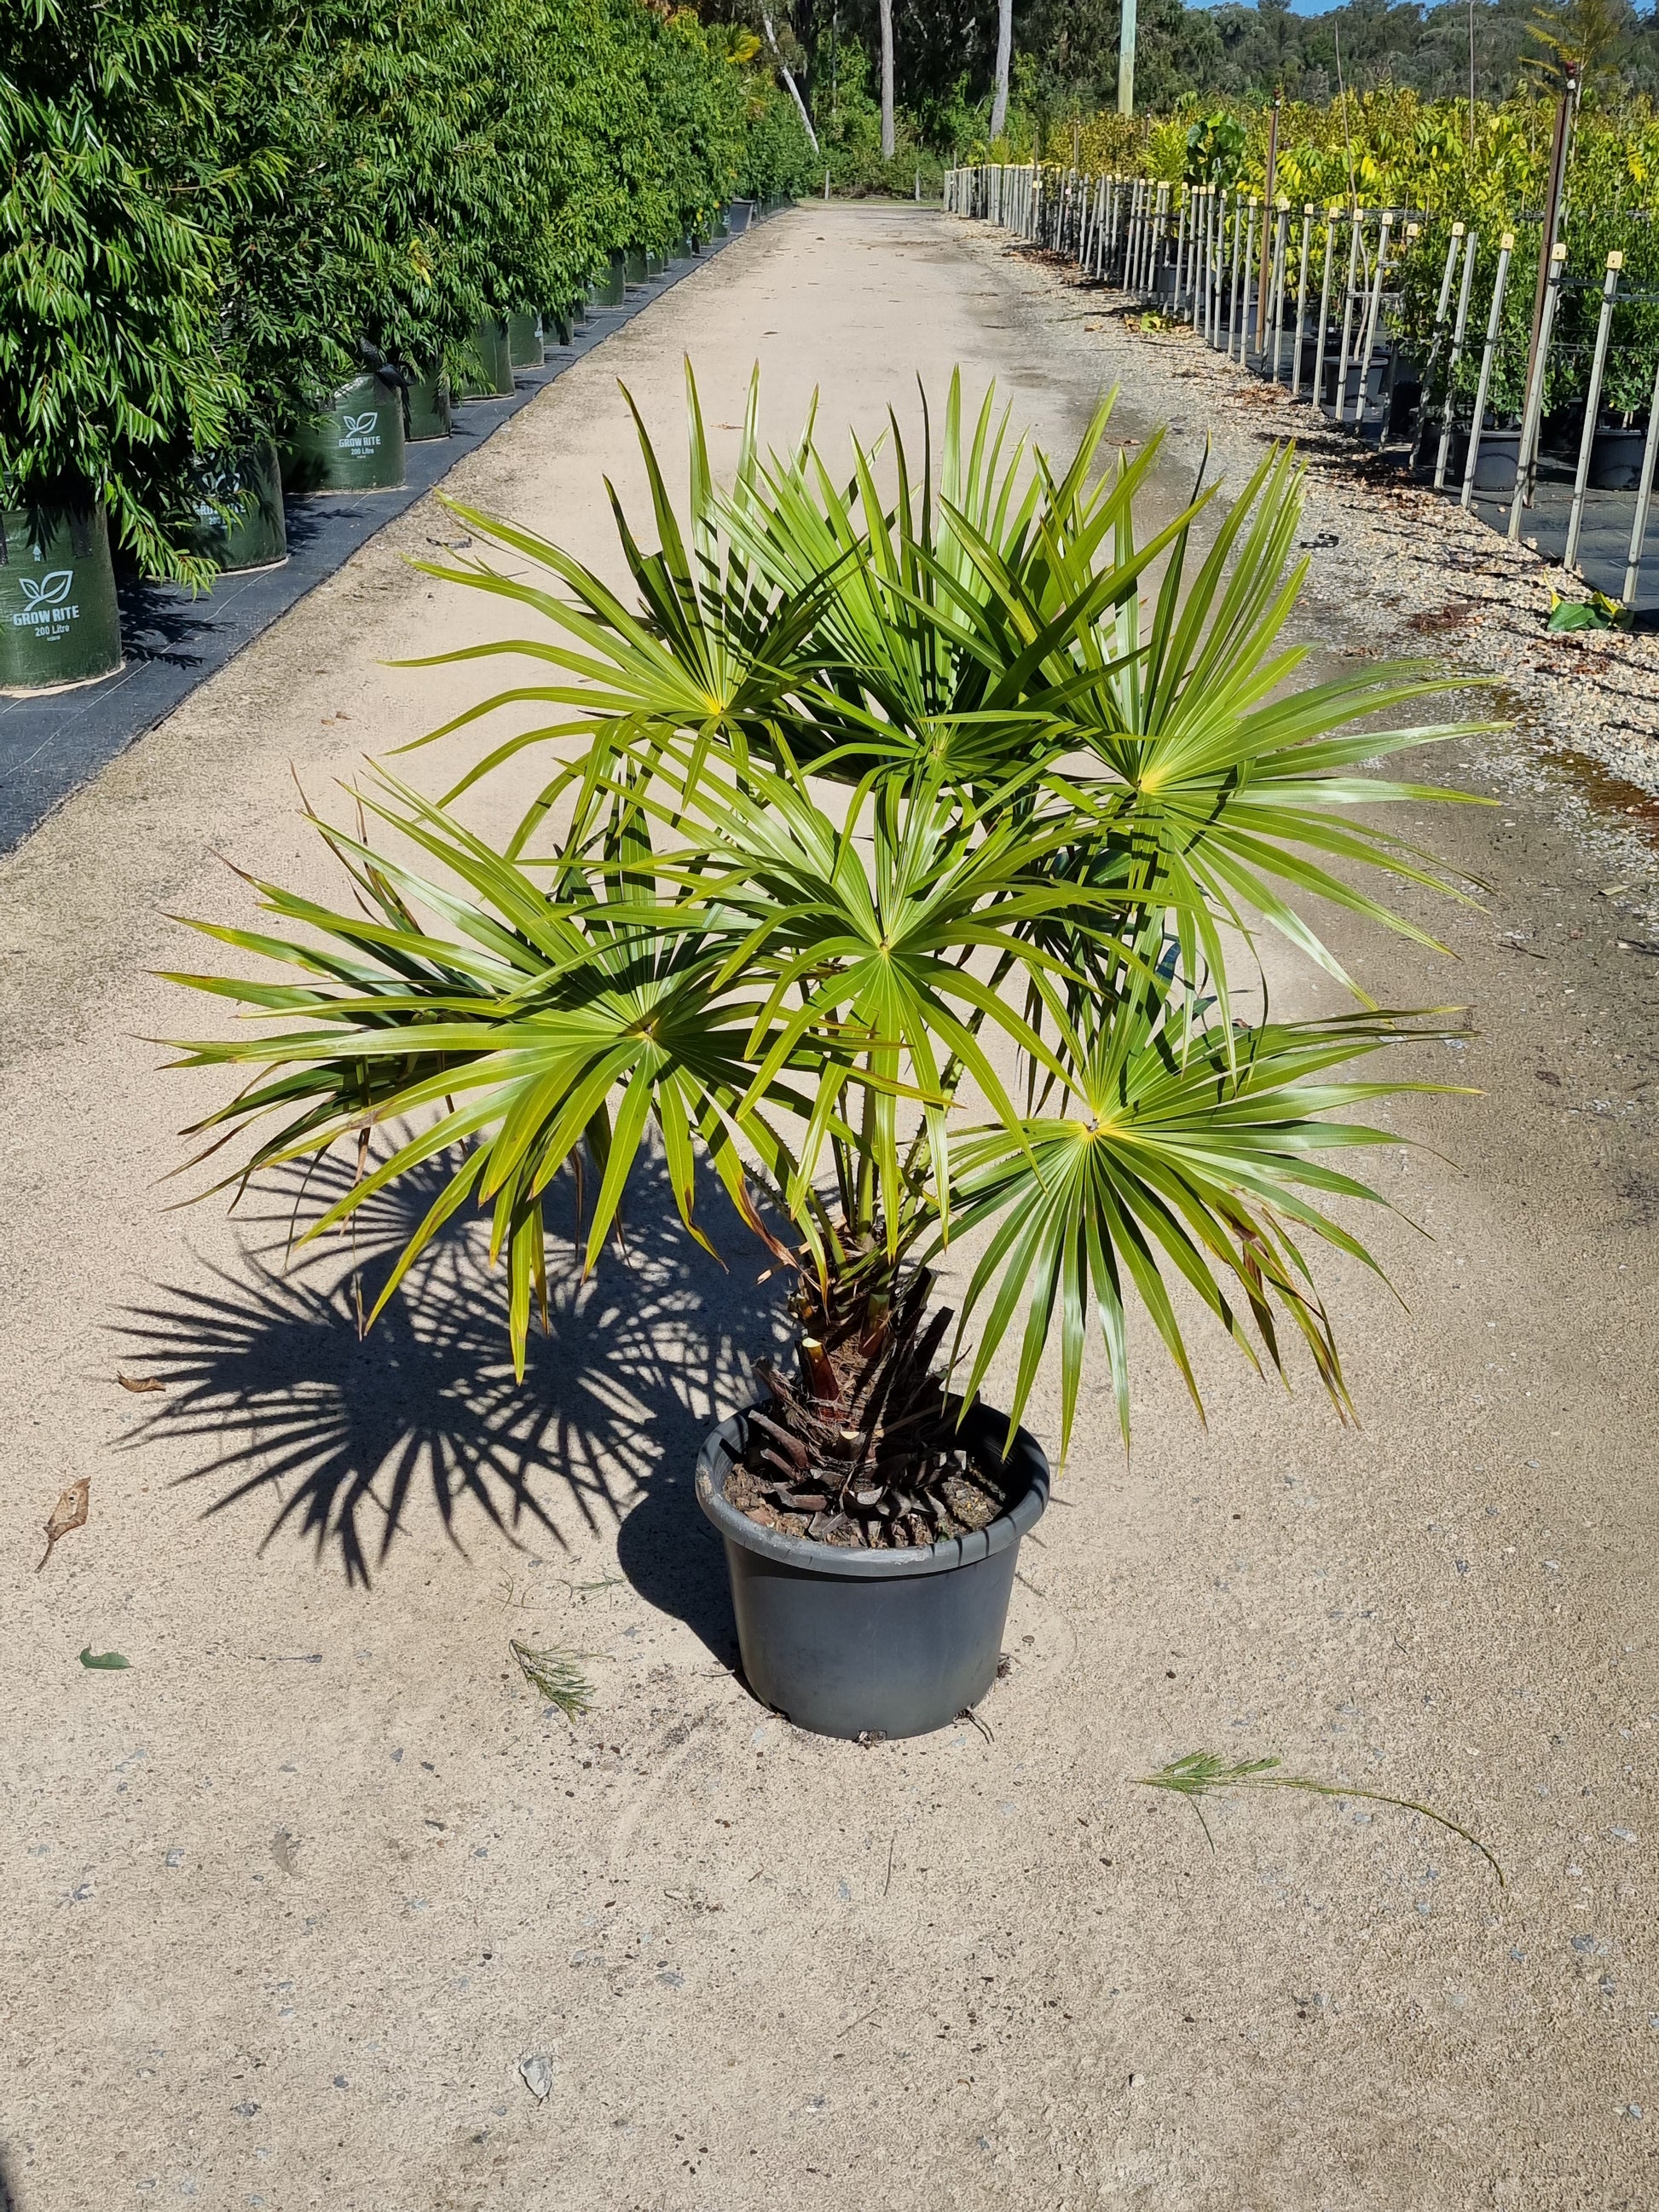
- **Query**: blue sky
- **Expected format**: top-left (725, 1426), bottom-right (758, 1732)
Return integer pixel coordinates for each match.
top-left (1191, 0), bottom-right (1386, 12)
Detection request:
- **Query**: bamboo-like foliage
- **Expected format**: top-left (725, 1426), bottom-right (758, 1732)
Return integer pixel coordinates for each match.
top-left (1, 0), bottom-right (815, 579)
top-left (167, 370), bottom-right (1488, 1464)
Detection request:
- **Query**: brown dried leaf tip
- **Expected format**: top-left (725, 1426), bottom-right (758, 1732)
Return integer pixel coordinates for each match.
top-left (38, 1477), bottom-right (91, 1573)
top-left (116, 1373), bottom-right (166, 1394)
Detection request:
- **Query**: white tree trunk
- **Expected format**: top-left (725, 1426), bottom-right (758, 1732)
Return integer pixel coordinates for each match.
top-left (990, 0), bottom-right (1012, 139)
top-left (878, 0), bottom-right (896, 160)
top-left (763, 11), bottom-right (820, 154)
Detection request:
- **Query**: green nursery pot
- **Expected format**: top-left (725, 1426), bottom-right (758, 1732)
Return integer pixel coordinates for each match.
top-left (623, 246), bottom-right (648, 288)
top-left (284, 374), bottom-right (406, 494)
top-left (596, 255), bottom-right (626, 307)
top-left (506, 311), bottom-right (543, 367)
top-left (457, 318), bottom-right (515, 400)
top-left (403, 364), bottom-right (452, 442)
top-left (546, 305), bottom-right (575, 347)
top-left (184, 445), bottom-right (286, 573)
top-left (645, 248), bottom-right (669, 278)
top-left (0, 497), bottom-right (123, 693)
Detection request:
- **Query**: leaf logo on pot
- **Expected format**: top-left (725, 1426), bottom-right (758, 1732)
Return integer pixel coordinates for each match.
top-left (19, 571), bottom-right (73, 609)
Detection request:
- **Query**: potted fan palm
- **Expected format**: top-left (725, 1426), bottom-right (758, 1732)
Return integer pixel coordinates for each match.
top-left (165, 372), bottom-right (1478, 1739)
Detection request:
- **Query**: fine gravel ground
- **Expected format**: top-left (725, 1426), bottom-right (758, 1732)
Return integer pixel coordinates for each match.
top-left (3, 205), bottom-right (1657, 2212)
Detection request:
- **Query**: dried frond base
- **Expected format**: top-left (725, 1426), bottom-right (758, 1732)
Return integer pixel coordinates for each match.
top-left (734, 1242), bottom-right (1013, 1550)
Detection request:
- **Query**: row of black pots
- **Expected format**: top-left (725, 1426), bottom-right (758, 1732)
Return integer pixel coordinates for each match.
top-left (1437, 421), bottom-right (1650, 496)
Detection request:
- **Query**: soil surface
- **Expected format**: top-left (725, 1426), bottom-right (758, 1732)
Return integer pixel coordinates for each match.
top-left (3, 205), bottom-right (1657, 2212)
top-left (727, 1412), bottom-right (1011, 1548)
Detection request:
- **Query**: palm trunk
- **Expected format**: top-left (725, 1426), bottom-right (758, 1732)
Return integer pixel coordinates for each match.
top-left (878, 0), bottom-right (896, 162)
top-left (990, 0), bottom-right (1012, 140)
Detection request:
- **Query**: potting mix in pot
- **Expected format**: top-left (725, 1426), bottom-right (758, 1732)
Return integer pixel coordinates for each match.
top-left (725, 1256), bottom-right (1013, 1550)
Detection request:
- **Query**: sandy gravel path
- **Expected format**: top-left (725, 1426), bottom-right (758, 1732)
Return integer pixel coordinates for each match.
top-left (3, 204), bottom-right (1656, 2212)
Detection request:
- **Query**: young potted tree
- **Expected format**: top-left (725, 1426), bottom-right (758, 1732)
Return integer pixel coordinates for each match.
top-left (165, 374), bottom-right (1477, 1739)
top-left (2, 0), bottom-right (244, 683)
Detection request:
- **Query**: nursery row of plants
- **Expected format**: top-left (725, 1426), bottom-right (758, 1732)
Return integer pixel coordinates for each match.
top-left (0, 0), bottom-right (815, 690)
top-left (1052, 85), bottom-right (1659, 221)
top-left (951, 130), bottom-right (1659, 601)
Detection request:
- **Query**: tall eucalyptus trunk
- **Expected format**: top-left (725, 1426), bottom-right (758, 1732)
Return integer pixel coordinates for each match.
top-left (990, 0), bottom-right (1012, 140)
top-left (762, 9), bottom-right (819, 154)
top-left (877, 0), bottom-right (895, 160)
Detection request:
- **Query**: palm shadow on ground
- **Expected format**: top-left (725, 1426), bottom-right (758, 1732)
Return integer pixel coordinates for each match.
top-left (118, 1156), bottom-right (787, 1653)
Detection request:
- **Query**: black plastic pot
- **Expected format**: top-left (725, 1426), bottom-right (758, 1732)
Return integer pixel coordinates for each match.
top-left (728, 199), bottom-right (754, 234)
top-left (185, 444), bottom-right (287, 572)
top-left (284, 373), bottom-right (406, 494)
top-left (697, 1403), bottom-right (1049, 1741)
top-left (0, 495), bottom-right (123, 694)
top-left (1540, 402), bottom-right (1585, 459)
top-left (1321, 350), bottom-right (1389, 412)
top-left (1444, 424), bottom-right (1521, 494)
top-left (403, 365), bottom-right (452, 442)
top-left (1388, 375), bottom-right (1421, 437)
top-left (506, 311), bottom-right (542, 367)
top-left (1589, 424), bottom-right (1649, 491)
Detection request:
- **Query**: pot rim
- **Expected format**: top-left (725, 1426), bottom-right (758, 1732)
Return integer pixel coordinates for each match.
top-left (697, 1401), bottom-right (1049, 1581)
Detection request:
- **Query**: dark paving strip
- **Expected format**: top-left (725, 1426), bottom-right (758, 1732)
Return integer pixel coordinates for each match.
top-left (1466, 466), bottom-right (1659, 614)
top-left (0, 221), bottom-right (761, 857)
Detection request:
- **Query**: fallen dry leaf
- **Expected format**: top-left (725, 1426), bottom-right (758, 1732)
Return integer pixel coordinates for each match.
top-left (116, 1372), bottom-right (165, 1394)
top-left (38, 1476), bottom-right (90, 1573)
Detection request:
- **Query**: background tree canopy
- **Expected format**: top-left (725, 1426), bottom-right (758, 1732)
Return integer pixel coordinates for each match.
top-left (713, 0), bottom-right (1659, 151)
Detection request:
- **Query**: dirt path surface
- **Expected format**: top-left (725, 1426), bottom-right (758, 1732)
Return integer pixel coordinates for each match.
top-left (3, 205), bottom-right (1657, 2212)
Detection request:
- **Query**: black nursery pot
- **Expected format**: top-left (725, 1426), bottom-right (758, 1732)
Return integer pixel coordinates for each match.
top-left (1444, 424), bottom-right (1521, 494)
top-left (697, 1402), bottom-right (1049, 1741)
top-left (1589, 425), bottom-right (1648, 491)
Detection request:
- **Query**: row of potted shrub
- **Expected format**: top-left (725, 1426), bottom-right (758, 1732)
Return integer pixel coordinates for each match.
top-left (0, 0), bottom-right (813, 695)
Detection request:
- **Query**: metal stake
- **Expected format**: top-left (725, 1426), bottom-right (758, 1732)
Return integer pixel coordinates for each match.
top-left (1434, 227), bottom-right (1479, 491)
top-left (1621, 348), bottom-right (1659, 606)
top-left (1312, 208), bottom-right (1339, 411)
top-left (1565, 251), bottom-right (1622, 573)
top-left (1355, 211), bottom-right (1393, 432)
top-left (1509, 240), bottom-right (1567, 540)
top-left (1269, 199), bottom-right (1290, 381)
top-left (1239, 201), bottom-right (1256, 365)
top-left (1291, 204), bottom-right (1314, 398)
top-left (1461, 229), bottom-right (1514, 511)
top-left (1411, 222), bottom-right (1464, 469)
top-left (1333, 212), bottom-right (1365, 425)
